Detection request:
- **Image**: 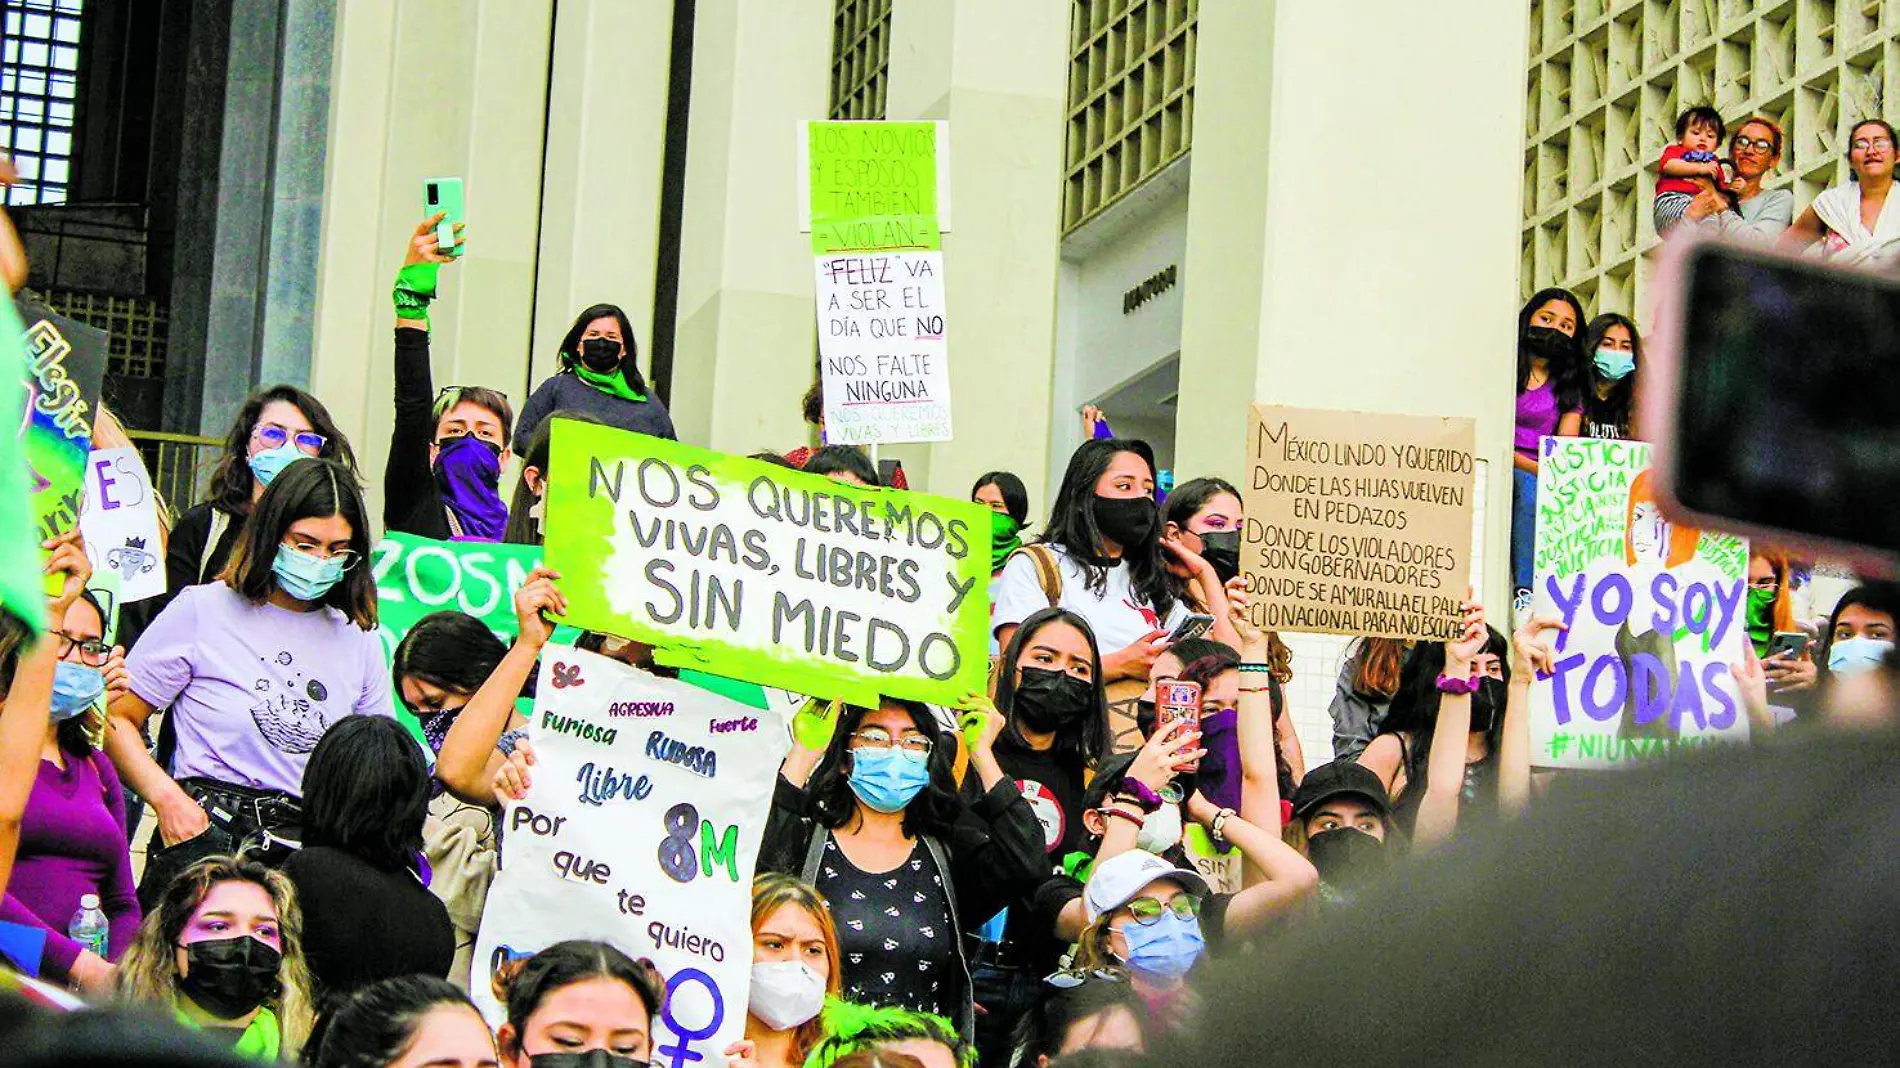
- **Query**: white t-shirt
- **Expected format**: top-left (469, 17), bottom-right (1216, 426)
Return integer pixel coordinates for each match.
top-left (990, 544), bottom-right (1188, 655)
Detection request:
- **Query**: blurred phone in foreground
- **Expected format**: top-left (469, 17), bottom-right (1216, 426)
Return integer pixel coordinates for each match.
top-left (1644, 237), bottom-right (1900, 565)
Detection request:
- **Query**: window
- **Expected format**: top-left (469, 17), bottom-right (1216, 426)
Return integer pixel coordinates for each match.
top-left (0, 0), bottom-right (83, 206)
top-left (830, 0), bottom-right (892, 121)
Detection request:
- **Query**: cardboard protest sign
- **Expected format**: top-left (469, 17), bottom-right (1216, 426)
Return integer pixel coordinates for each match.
top-left (0, 294), bottom-right (45, 631)
top-left (79, 447), bottom-right (166, 602)
top-left (1529, 438), bottom-right (1750, 769)
top-left (1239, 405), bottom-right (1476, 642)
top-left (814, 252), bottom-right (951, 445)
top-left (545, 419), bottom-right (991, 707)
top-left (469, 646), bottom-right (791, 1068)
top-left (17, 298), bottom-right (106, 548)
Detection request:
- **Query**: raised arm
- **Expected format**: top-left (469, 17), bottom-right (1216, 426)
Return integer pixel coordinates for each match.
top-left (1412, 599), bottom-right (1487, 851)
top-left (1501, 617), bottom-right (1563, 818)
top-left (436, 568), bottom-right (561, 803)
top-left (1185, 792), bottom-right (1316, 937)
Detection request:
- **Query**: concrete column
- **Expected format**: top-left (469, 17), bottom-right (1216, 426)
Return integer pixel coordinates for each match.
top-left (882, 0), bottom-right (1069, 504)
top-left (1174, 0), bottom-right (1529, 757)
top-left (667, 0), bottom-right (831, 455)
top-left (309, 0), bottom-right (554, 507)
top-left (528, 0), bottom-right (674, 390)
top-left (257, 0), bottom-right (335, 388)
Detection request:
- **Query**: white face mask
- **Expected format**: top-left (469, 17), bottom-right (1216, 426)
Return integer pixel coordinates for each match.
top-left (749, 960), bottom-right (826, 1031)
top-left (1135, 803), bottom-right (1183, 855)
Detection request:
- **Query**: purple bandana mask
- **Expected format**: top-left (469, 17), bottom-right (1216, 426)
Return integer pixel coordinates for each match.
top-left (434, 435), bottom-right (508, 541)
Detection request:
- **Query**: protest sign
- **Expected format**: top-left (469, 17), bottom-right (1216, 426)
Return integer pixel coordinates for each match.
top-left (545, 419), bottom-right (991, 707)
top-left (1239, 405), bottom-right (1476, 642)
top-left (814, 251), bottom-right (951, 445)
top-left (371, 532), bottom-right (553, 661)
top-left (17, 298), bottom-right (106, 548)
top-left (79, 447), bottom-right (166, 602)
top-left (1529, 438), bottom-right (1750, 769)
top-left (802, 119), bottom-right (949, 252)
top-left (0, 294), bottom-right (44, 631)
top-left (469, 646), bottom-right (791, 1068)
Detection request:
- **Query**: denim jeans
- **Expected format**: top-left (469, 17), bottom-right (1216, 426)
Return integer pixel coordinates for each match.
top-left (1511, 466), bottom-right (1538, 596)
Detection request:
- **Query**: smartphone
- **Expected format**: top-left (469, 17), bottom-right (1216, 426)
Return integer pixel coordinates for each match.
top-left (1768, 631), bottom-right (1811, 661)
top-left (1156, 680), bottom-right (1201, 738)
top-left (424, 177), bottom-right (465, 258)
top-left (1167, 613), bottom-right (1216, 644)
top-left (1644, 237), bottom-right (1900, 565)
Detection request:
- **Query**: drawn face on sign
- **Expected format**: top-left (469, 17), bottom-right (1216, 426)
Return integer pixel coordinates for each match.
top-left (1624, 470), bottom-right (1698, 569)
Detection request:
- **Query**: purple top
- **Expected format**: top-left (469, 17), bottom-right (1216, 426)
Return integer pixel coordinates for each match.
top-left (0, 749), bottom-right (140, 978)
top-left (127, 582), bottom-right (393, 795)
top-left (1514, 380), bottom-right (1572, 457)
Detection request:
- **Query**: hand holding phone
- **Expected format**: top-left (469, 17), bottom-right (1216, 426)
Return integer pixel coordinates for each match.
top-left (423, 177), bottom-right (466, 258)
top-left (1766, 631), bottom-right (1811, 661)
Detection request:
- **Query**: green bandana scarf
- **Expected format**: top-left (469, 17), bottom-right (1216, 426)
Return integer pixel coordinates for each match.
top-left (989, 512), bottom-right (1022, 573)
top-left (574, 363), bottom-right (648, 403)
top-left (1746, 586), bottom-right (1776, 656)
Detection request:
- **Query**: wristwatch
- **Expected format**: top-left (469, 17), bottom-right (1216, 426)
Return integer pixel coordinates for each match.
top-left (1119, 778), bottom-right (1164, 813)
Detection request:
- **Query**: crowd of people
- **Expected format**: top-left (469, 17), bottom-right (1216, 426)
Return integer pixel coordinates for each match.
top-left (0, 115), bottom-right (1895, 1068)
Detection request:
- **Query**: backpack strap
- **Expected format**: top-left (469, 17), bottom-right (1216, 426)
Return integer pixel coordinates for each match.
top-left (198, 508), bottom-right (232, 583)
top-left (1010, 544), bottom-right (1062, 608)
top-left (799, 827), bottom-right (830, 886)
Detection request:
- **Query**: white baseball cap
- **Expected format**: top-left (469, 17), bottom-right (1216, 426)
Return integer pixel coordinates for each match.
top-left (1083, 849), bottom-right (1210, 922)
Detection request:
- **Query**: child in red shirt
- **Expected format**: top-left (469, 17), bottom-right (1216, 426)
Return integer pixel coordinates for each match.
top-left (1655, 106), bottom-right (1734, 235)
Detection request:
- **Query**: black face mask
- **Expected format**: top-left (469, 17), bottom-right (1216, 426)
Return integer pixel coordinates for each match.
top-left (1013, 666), bottom-right (1094, 734)
top-left (1092, 494), bottom-right (1157, 548)
top-left (1522, 324), bottom-right (1574, 364)
top-left (1306, 827), bottom-right (1388, 895)
top-left (579, 336), bottom-right (624, 373)
top-left (1468, 677), bottom-right (1507, 733)
top-left (1197, 529), bottom-right (1242, 584)
top-left (177, 935), bottom-right (282, 1021)
top-left (530, 1052), bottom-right (649, 1068)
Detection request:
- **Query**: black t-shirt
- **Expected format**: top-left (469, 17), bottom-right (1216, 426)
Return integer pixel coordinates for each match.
top-left (282, 846), bottom-right (454, 1007)
top-left (982, 739), bottom-right (1087, 972)
top-left (815, 838), bottom-right (958, 1020)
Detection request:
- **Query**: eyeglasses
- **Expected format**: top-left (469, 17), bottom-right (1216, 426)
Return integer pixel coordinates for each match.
top-left (1854, 137), bottom-right (1894, 152)
top-left (1122, 894), bottom-right (1202, 925)
top-left (54, 632), bottom-right (111, 666)
top-left (1733, 136), bottom-right (1777, 153)
top-left (283, 542), bottom-right (360, 571)
top-left (849, 727), bottom-right (933, 754)
top-left (1748, 577), bottom-right (1780, 591)
top-left (1044, 968), bottom-right (1124, 989)
top-left (253, 422), bottom-right (327, 456)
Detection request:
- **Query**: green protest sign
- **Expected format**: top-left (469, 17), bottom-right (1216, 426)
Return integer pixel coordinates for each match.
top-left (544, 419), bottom-right (991, 707)
top-left (0, 294), bottom-right (45, 632)
top-left (807, 120), bottom-right (941, 254)
top-left (371, 532), bottom-right (553, 657)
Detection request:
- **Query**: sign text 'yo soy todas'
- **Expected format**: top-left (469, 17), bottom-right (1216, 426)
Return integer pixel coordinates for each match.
top-left (469, 647), bottom-right (790, 1068)
top-left (1530, 438), bottom-right (1751, 769)
top-left (544, 419), bottom-right (991, 707)
top-left (1240, 405), bottom-right (1476, 642)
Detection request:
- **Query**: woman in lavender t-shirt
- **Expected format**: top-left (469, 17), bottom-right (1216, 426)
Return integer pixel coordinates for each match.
top-left (108, 458), bottom-right (393, 908)
top-left (1511, 289), bottom-right (1586, 609)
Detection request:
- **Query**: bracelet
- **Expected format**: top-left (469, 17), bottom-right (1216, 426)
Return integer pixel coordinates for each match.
top-left (1238, 663), bottom-right (1273, 673)
top-left (1209, 808), bottom-right (1237, 844)
top-left (1100, 806), bottom-right (1144, 828)
top-left (1435, 673), bottom-right (1481, 695)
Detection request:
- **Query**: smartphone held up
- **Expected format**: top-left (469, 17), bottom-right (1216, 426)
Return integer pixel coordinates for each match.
top-left (424, 177), bottom-right (466, 258)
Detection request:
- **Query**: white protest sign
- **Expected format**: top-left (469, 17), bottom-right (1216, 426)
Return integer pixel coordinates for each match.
top-left (470, 647), bottom-right (791, 1068)
top-left (815, 251), bottom-right (951, 445)
top-left (78, 446), bottom-right (165, 602)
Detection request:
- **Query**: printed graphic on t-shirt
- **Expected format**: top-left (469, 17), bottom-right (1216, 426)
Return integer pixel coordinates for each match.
top-left (1126, 599), bottom-right (1161, 631)
top-left (1017, 778), bottom-right (1067, 853)
top-left (249, 649), bottom-right (333, 753)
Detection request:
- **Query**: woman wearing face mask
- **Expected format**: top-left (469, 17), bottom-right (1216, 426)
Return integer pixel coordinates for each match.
top-left (0, 561), bottom-right (139, 994)
top-left (1359, 601), bottom-right (1508, 849)
top-left (1579, 314), bottom-right (1640, 441)
top-left (1512, 289), bottom-right (1587, 608)
top-left (160, 386), bottom-right (359, 612)
top-left (114, 855), bottom-right (316, 1059)
top-left (966, 608), bottom-right (1108, 1066)
top-left (513, 305), bottom-right (676, 456)
top-left (496, 939), bottom-right (665, 1068)
top-left (107, 459), bottom-right (394, 908)
top-left (760, 695), bottom-right (1044, 1038)
top-left (502, 410), bottom-right (601, 546)
top-left (972, 472), bottom-right (1031, 580)
top-left (1746, 552), bottom-right (1818, 703)
top-left (994, 441), bottom-right (1237, 751)
top-left (723, 874), bottom-right (843, 1068)
top-left (387, 215), bottom-right (516, 541)
top-left (1284, 759), bottom-right (1395, 908)
top-left (1820, 583), bottom-right (1900, 682)
top-left (310, 974), bottom-right (500, 1068)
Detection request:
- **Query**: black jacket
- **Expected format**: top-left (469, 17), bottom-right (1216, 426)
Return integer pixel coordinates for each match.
top-left (386, 327), bottom-right (453, 539)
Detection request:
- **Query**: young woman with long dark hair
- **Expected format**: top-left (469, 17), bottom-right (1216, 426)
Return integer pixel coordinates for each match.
top-left (512, 304), bottom-right (676, 451)
top-left (1579, 313), bottom-right (1641, 441)
top-left (1511, 288), bottom-right (1587, 606)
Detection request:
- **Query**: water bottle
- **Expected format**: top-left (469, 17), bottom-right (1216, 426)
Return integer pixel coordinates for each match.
top-left (68, 893), bottom-right (108, 960)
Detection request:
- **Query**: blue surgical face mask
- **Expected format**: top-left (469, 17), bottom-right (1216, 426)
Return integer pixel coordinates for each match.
top-left (1118, 909), bottom-right (1205, 985)
top-left (1829, 636), bottom-right (1894, 676)
top-left (50, 661), bottom-right (104, 721)
top-left (1593, 347), bottom-right (1636, 381)
top-left (272, 544), bottom-right (347, 602)
top-left (847, 747), bottom-right (931, 813)
top-left (247, 443), bottom-right (305, 487)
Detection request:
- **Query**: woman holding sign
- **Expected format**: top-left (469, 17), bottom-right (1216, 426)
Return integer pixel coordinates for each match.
top-left (760, 695), bottom-right (1044, 1040)
top-left (107, 459), bottom-right (394, 908)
